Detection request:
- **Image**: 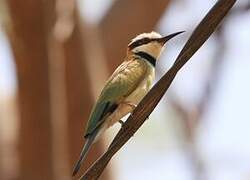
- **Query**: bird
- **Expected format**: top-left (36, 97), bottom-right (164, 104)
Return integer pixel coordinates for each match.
top-left (72, 31), bottom-right (184, 176)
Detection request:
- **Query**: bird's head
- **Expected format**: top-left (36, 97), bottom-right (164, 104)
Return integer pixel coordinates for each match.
top-left (127, 31), bottom-right (184, 59)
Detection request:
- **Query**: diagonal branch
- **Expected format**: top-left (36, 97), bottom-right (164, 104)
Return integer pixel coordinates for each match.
top-left (80, 0), bottom-right (236, 179)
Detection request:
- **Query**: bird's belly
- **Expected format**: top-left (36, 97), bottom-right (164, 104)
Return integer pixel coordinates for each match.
top-left (105, 103), bottom-right (134, 128)
top-left (104, 69), bottom-right (154, 129)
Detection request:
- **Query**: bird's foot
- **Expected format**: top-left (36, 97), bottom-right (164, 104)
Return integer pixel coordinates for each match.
top-left (122, 102), bottom-right (137, 109)
top-left (118, 120), bottom-right (125, 127)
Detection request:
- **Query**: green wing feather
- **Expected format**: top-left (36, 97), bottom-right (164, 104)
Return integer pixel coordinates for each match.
top-left (84, 59), bottom-right (148, 137)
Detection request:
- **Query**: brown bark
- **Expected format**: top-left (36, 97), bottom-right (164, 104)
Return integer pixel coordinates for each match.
top-left (99, 0), bottom-right (171, 72)
top-left (7, 1), bottom-right (55, 179)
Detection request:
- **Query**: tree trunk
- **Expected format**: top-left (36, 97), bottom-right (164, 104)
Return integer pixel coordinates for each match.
top-left (63, 12), bottom-right (110, 179)
top-left (7, 1), bottom-right (55, 179)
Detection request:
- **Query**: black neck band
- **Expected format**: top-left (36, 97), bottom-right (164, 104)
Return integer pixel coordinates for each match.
top-left (135, 52), bottom-right (156, 67)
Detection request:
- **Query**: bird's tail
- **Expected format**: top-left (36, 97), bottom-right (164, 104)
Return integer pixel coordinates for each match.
top-left (72, 134), bottom-right (96, 176)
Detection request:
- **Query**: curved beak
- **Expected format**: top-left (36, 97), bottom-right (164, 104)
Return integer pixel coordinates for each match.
top-left (157, 31), bottom-right (185, 44)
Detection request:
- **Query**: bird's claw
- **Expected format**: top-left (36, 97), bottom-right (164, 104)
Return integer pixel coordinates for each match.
top-left (118, 120), bottom-right (125, 127)
top-left (123, 102), bottom-right (137, 109)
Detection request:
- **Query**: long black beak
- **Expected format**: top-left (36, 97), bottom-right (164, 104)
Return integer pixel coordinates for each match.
top-left (157, 31), bottom-right (185, 44)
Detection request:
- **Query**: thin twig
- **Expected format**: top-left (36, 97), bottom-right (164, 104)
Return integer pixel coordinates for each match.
top-left (80, 0), bottom-right (236, 179)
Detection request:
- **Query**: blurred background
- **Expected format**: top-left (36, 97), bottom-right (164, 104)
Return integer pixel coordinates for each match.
top-left (0, 0), bottom-right (250, 179)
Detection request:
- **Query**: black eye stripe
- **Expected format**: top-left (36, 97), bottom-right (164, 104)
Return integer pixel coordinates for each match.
top-left (128, 38), bottom-right (153, 49)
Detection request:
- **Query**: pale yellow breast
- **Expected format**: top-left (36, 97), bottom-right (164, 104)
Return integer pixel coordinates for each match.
top-left (125, 65), bottom-right (155, 104)
top-left (104, 65), bottom-right (155, 129)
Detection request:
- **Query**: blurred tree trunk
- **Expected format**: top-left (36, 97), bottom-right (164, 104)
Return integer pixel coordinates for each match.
top-left (63, 17), bottom-right (110, 180)
top-left (99, 0), bottom-right (171, 72)
top-left (0, 138), bottom-right (2, 179)
top-left (56, 5), bottom-right (110, 179)
top-left (7, 1), bottom-right (55, 180)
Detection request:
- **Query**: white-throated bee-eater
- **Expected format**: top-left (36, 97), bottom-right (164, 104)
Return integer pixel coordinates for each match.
top-left (72, 31), bottom-right (184, 176)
